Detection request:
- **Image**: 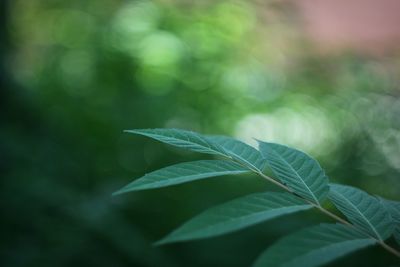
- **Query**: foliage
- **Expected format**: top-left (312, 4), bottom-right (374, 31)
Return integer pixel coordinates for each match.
top-left (115, 128), bottom-right (400, 267)
top-left (4, 1), bottom-right (400, 266)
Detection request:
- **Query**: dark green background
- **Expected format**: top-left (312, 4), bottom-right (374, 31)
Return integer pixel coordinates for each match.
top-left (1, 1), bottom-right (399, 266)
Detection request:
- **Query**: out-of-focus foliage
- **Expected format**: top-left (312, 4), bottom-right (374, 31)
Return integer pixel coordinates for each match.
top-left (1, 0), bottom-right (400, 266)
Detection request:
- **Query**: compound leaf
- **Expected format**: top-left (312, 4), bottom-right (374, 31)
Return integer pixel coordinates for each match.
top-left (113, 160), bottom-right (248, 195)
top-left (156, 192), bottom-right (312, 245)
top-left (329, 184), bottom-right (394, 240)
top-left (253, 223), bottom-right (376, 267)
top-left (258, 142), bottom-right (329, 205)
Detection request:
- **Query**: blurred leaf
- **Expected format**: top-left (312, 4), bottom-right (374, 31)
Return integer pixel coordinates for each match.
top-left (395, 228), bottom-right (400, 246)
top-left (156, 192), bottom-right (311, 245)
top-left (253, 223), bottom-right (376, 267)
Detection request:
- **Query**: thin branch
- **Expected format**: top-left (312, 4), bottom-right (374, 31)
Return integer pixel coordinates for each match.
top-left (250, 169), bottom-right (400, 258)
top-left (313, 204), bottom-right (352, 226)
top-left (379, 241), bottom-right (400, 258)
top-left (223, 153), bottom-right (400, 258)
top-left (256, 171), bottom-right (292, 192)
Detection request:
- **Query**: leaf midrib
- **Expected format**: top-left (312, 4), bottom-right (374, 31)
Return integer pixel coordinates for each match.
top-left (270, 148), bottom-right (319, 205)
top-left (207, 137), bottom-right (263, 171)
top-left (128, 169), bottom-right (248, 190)
top-left (142, 169), bottom-right (247, 184)
top-left (127, 129), bottom-right (228, 156)
top-left (229, 151), bottom-right (260, 172)
top-left (163, 204), bottom-right (311, 241)
top-left (333, 191), bottom-right (382, 240)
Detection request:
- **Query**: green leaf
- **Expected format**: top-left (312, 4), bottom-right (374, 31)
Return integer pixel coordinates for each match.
top-left (329, 184), bottom-right (394, 240)
top-left (380, 198), bottom-right (400, 245)
top-left (126, 129), bottom-right (266, 172)
top-left (156, 192), bottom-right (312, 245)
top-left (380, 198), bottom-right (400, 222)
top-left (208, 135), bottom-right (265, 171)
top-left (253, 224), bottom-right (376, 267)
top-left (395, 227), bottom-right (400, 246)
top-left (113, 160), bottom-right (248, 195)
top-left (258, 142), bottom-right (329, 205)
top-left (125, 128), bottom-right (227, 156)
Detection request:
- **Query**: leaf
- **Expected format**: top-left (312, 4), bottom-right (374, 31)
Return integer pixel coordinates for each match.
top-left (329, 184), bottom-right (394, 240)
top-left (395, 227), bottom-right (400, 246)
top-left (380, 198), bottom-right (400, 245)
top-left (258, 142), bottom-right (329, 205)
top-left (156, 192), bottom-right (312, 245)
top-left (208, 135), bottom-right (265, 171)
top-left (253, 223), bottom-right (376, 267)
top-left (125, 128), bottom-right (227, 156)
top-left (126, 129), bottom-right (266, 172)
top-left (113, 160), bottom-right (248, 195)
top-left (380, 198), bottom-right (400, 222)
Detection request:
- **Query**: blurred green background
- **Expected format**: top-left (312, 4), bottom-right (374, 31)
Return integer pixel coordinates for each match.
top-left (1, 0), bottom-right (400, 266)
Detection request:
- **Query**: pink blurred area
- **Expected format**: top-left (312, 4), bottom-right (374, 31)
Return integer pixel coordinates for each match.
top-left (295, 0), bottom-right (400, 54)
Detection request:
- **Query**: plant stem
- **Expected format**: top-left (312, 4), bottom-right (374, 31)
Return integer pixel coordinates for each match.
top-left (379, 241), bottom-right (400, 258)
top-left (311, 203), bottom-right (349, 224)
top-left (253, 170), bottom-right (400, 258)
top-left (256, 171), bottom-right (292, 192)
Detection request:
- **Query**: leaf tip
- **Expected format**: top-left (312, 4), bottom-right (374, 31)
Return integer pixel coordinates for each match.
top-left (253, 138), bottom-right (263, 144)
top-left (112, 185), bottom-right (136, 196)
top-left (124, 129), bottom-right (145, 134)
top-left (255, 139), bottom-right (275, 150)
top-left (111, 189), bottom-right (125, 197)
top-left (153, 238), bottom-right (170, 247)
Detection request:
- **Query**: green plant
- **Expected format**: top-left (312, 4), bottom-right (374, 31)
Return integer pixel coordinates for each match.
top-left (114, 128), bottom-right (400, 266)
